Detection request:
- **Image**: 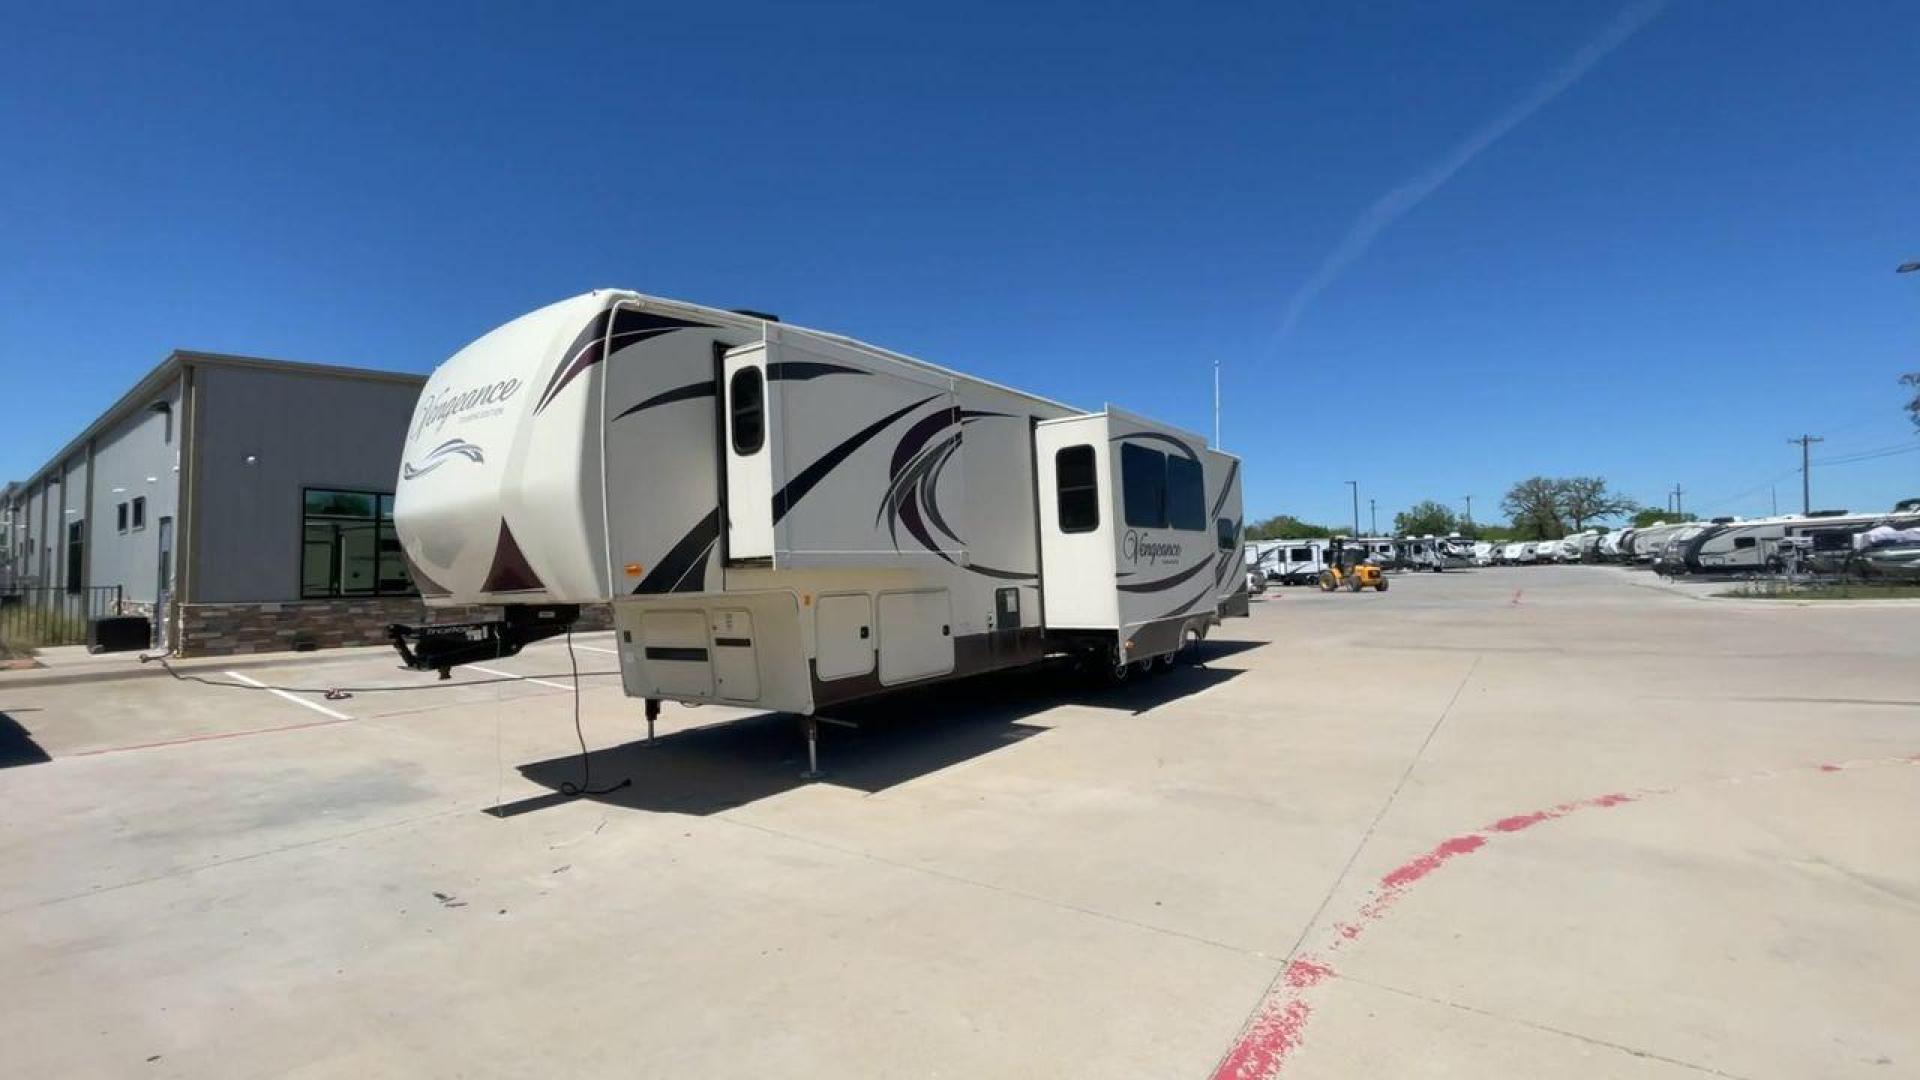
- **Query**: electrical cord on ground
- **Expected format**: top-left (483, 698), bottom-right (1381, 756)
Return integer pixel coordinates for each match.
top-left (135, 651), bottom-right (618, 698)
top-left (139, 636), bottom-right (632, 798)
top-left (556, 629), bottom-right (631, 798)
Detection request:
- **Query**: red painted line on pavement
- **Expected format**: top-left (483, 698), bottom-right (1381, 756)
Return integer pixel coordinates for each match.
top-left (67, 714), bottom-right (359, 757)
top-left (1210, 754), bottom-right (1920, 1080)
top-left (1378, 834), bottom-right (1484, 889)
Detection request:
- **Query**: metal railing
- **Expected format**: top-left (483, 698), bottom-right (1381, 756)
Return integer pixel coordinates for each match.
top-left (0, 585), bottom-right (125, 650)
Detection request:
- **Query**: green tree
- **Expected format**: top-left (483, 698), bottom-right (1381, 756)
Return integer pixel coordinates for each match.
top-left (1557, 476), bottom-right (1638, 530)
top-left (1501, 476), bottom-right (1566, 540)
top-left (1392, 500), bottom-right (1459, 537)
top-left (1243, 514), bottom-right (1334, 541)
top-left (1631, 508), bottom-right (1695, 528)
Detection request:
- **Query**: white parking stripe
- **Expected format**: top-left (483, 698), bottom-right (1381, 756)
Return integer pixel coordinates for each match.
top-left (467, 664), bottom-right (576, 692)
top-left (224, 671), bottom-right (354, 721)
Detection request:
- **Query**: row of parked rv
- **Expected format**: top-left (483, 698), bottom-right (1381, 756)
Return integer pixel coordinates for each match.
top-left (1243, 501), bottom-right (1920, 586)
top-left (1607, 504), bottom-right (1920, 579)
top-left (1244, 535), bottom-right (1475, 585)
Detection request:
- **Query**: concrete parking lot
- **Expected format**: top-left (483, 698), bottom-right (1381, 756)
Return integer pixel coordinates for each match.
top-left (2, 566), bottom-right (1916, 1079)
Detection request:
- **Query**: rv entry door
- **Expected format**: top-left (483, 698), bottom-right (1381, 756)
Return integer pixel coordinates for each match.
top-left (723, 343), bottom-right (775, 560)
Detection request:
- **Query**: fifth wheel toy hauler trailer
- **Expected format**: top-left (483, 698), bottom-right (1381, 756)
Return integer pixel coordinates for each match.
top-left (389, 290), bottom-right (1244, 763)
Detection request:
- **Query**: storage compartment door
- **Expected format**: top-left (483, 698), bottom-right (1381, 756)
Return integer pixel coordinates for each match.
top-left (639, 609), bottom-right (713, 698)
top-left (815, 593), bottom-right (874, 681)
top-left (877, 589), bottom-right (954, 685)
top-left (723, 343), bottom-right (775, 560)
top-left (709, 608), bottom-right (760, 702)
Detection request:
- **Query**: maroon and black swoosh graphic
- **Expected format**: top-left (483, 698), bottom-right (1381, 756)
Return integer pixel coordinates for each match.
top-left (633, 509), bottom-right (720, 594)
top-left (534, 308), bottom-right (718, 415)
top-left (874, 407), bottom-right (1036, 580)
top-left (612, 361), bottom-right (866, 423)
top-left (632, 394), bottom-right (936, 595)
top-left (481, 521), bottom-right (544, 593)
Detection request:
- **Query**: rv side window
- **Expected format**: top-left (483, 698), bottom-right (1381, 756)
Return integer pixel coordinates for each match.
top-left (1289, 546), bottom-right (1312, 561)
top-left (729, 367), bottom-right (765, 455)
top-left (1055, 445), bottom-right (1099, 533)
top-left (1121, 443), bottom-right (1167, 528)
top-left (1732, 537), bottom-right (1756, 549)
top-left (1215, 517), bottom-right (1235, 551)
top-left (1167, 456), bottom-right (1205, 531)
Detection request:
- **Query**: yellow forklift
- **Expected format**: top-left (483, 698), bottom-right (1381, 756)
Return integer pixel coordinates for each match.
top-left (1318, 537), bottom-right (1389, 592)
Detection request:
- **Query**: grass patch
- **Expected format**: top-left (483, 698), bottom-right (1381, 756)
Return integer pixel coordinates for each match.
top-left (0, 609), bottom-right (90, 656)
top-left (1717, 581), bottom-right (1920, 600)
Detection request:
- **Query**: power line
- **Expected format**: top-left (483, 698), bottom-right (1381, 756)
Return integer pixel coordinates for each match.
top-left (1814, 442), bottom-right (1920, 466)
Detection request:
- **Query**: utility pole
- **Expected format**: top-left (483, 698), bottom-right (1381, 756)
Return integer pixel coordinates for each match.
top-left (1462, 494), bottom-right (1473, 527)
top-left (1788, 435), bottom-right (1824, 514)
top-left (1770, 485), bottom-right (1777, 516)
top-left (1345, 480), bottom-right (1359, 538)
top-left (1369, 498), bottom-right (1377, 536)
top-left (1671, 483), bottom-right (1684, 517)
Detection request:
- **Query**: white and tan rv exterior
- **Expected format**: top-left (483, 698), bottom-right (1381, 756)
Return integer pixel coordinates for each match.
top-left (1649, 521), bottom-right (1713, 573)
top-left (1682, 508), bottom-right (1920, 574)
top-left (392, 290), bottom-right (1244, 722)
top-left (1625, 521), bottom-right (1683, 563)
top-left (1276, 538), bottom-right (1332, 584)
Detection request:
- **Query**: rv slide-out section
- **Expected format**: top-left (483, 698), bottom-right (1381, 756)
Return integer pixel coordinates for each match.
top-left (393, 290), bottom-right (1244, 715)
top-left (1035, 409), bottom-right (1243, 665)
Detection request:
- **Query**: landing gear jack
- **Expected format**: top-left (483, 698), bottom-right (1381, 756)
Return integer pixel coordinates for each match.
top-left (644, 697), bottom-right (660, 744)
top-left (801, 715), bottom-right (824, 781)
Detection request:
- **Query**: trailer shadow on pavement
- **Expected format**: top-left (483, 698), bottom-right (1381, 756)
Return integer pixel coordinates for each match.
top-left (0, 711), bottom-right (51, 769)
top-left (503, 638), bottom-right (1261, 817)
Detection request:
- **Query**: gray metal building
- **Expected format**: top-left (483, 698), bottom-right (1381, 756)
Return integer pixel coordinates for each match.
top-left (0, 352), bottom-right (497, 655)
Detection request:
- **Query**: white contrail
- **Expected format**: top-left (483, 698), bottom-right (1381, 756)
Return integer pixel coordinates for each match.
top-left (1272, 0), bottom-right (1665, 348)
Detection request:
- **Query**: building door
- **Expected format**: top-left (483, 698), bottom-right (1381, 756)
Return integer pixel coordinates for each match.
top-left (154, 517), bottom-right (173, 650)
top-left (65, 520), bottom-right (84, 593)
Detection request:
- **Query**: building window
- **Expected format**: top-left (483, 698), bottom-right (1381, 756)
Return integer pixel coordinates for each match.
top-left (301, 488), bottom-right (414, 598)
top-left (131, 496), bottom-right (146, 530)
top-left (117, 502), bottom-right (129, 533)
top-left (1055, 445), bottom-right (1098, 533)
top-left (1121, 443), bottom-right (1167, 528)
top-left (729, 367), bottom-right (765, 455)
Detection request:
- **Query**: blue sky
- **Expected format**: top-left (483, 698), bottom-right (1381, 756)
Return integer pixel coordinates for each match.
top-left (3, 0), bottom-right (1917, 527)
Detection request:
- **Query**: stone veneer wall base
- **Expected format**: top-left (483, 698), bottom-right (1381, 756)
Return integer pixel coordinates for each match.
top-left (176, 599), bottom-right (614, 657)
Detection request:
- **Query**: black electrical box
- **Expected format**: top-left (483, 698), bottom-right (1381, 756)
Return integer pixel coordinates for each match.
top-left (88, 616), bottom-right (152, 654)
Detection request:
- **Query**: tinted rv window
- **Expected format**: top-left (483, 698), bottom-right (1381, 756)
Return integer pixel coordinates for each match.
top-left (1289, 547), bottom-right (1312, 561)
top-left (1055, 445), bottom-right (1098, 533)
top-left (729, 367), bottom-right (765, 455)
top-left (1732, 537), bottom-right (1756, 549)
top-left (1168, 456), bottom-right (1205, 531)
top-left (1121, 443), bottom-right (1167, 528)
top-left (1216, 517), bottom-right (1235, 551)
